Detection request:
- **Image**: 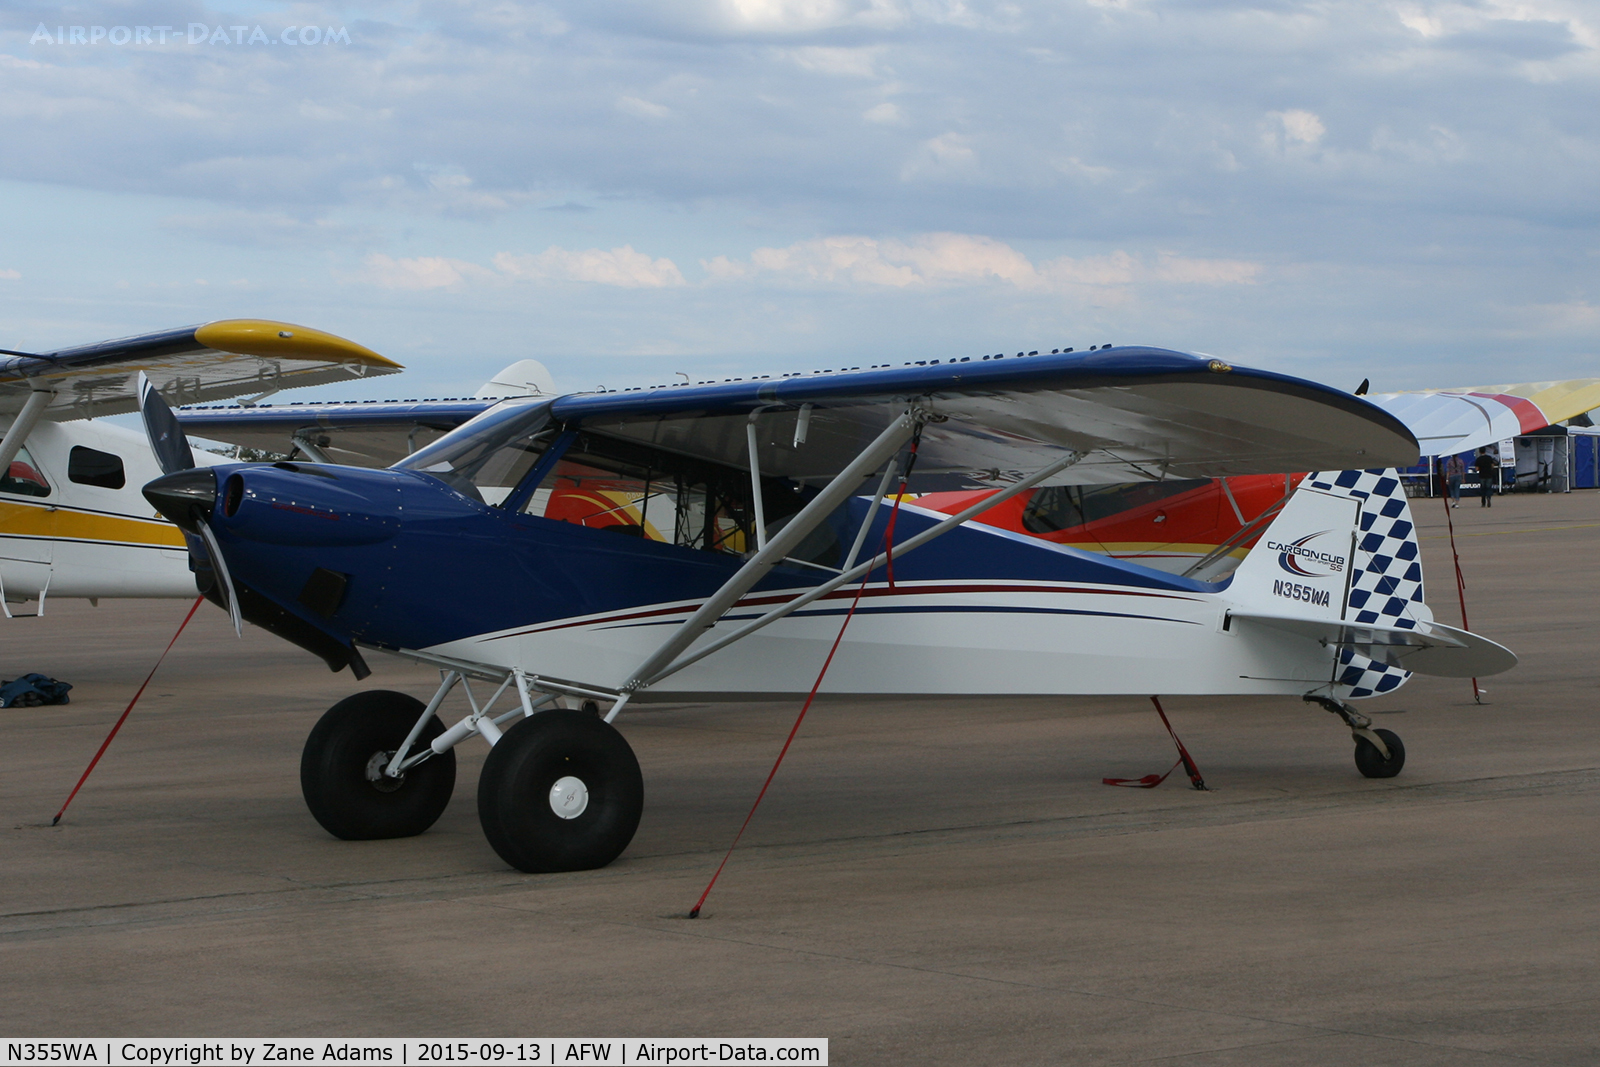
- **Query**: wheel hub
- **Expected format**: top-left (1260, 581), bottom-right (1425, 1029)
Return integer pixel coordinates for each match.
top-left (365, 751), bottom-right (404, 793)
top-left (549, 775), bottom-right (589, 819)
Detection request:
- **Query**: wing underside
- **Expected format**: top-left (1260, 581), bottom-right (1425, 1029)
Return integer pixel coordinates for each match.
top-left (552, 348), bottom-right (1420, 490)
top-left (175, 399), bottom-right (492, 465)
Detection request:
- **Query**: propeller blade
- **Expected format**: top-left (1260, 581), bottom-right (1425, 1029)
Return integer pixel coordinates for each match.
top-left (138, 372), bottom-right (196, 475)
top-left (195, 522), bottom-right (243, 638)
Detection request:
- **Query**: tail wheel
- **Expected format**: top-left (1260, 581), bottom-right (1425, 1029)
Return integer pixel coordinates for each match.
top-left (477, 710), bottom-right (643, 873)
top-left (300, 690), bottom-right (456, 839)
top-left (1354, 728), bottom-right (1406, 779)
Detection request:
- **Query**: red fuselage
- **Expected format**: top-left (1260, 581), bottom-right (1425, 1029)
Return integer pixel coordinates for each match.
top-left (919, 473), bottom-right (1307, 576)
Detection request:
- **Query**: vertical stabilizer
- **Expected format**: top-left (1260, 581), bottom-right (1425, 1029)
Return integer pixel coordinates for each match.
top-left (1229, 469), bottom-right (1428, 698)
top-left (1227, 485), bottom-right (1358, 621)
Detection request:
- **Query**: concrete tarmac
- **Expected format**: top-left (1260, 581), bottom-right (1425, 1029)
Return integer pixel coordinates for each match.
top-left (2, 492), bottom-right (1597, 1063)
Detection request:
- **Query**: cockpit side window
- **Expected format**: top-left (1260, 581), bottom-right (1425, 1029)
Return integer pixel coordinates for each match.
top-left (521, 430), bottom-right (811, 558)
top-left (1, 446), bottom-right (51, 498)
top-left (68, 446), bottom-right (126, 490)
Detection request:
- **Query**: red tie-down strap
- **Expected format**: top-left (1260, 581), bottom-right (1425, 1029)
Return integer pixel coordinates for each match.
top-left (689, 431), bottom-right (925, 918)
top-left (53, 596), bottom-right (206, 825)
top-left (1103, 696), bottom-right (1209, 790)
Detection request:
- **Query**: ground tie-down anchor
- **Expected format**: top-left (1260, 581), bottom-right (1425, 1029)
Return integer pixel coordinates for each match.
top-left (1102, 696), bottom-right (1208, 791)
top-left (1304, 693), bottom-right (1390, 758)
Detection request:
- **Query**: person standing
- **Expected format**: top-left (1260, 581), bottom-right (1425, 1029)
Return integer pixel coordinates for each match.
top-left (1474, 448), bottom-right (1499, 507)
top-left (1445, 453), bottom-right (1465, 508)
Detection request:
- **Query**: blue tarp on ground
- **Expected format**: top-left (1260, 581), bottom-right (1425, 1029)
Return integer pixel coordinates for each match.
top-left (0, 673), bottom-right (72, 708)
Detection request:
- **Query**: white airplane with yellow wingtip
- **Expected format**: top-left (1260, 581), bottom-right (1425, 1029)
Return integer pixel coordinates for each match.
top-left (0, 320), bottom-right (402, 615)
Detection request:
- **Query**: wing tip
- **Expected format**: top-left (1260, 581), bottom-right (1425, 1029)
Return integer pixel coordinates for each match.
top-left (194, 319), bottom-right (403, 371)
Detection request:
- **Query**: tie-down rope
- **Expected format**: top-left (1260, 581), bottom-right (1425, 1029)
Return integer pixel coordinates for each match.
top-left (52, 596), bottom-right (205, 825)
top-left (1439, 489), bottom-right (1483, 703)
top-left (689, 432), bottom-right (922, 917)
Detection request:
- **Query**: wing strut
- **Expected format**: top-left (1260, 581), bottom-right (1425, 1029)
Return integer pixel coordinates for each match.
top-left (619, 410), bottom-right (920, 697)
top-left (631, 445), bottom-right (1086, 693)
top-left (0, 387), bottom-right (54, 474)
top-left (746, 416), bottom-right (768, 552)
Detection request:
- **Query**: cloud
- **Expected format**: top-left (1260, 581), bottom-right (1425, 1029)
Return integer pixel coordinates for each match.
top-left (616, 96), bottom-right (673, 120)
top-left (410, 165), bottom-right (528, 215)
top-left (2, 0), bottom-right (1597, 387)
top-left (704, 233), bottom-right (1259, 293)
top-left (159, 210), bottom-right (375, 248)
top-left (494, 247), bottom-right (687, 287)
top-left (786, 46), bottom-right (885, 77)
top-left (1270, 110), bottom-right (1327, 146)
top-left (901, 133), bottom-right (977, 180)
top-left (0, 268), bottom-right (19, 280)
top-left (714, 0), bottom-right (907, 34)
top-left (1150, 252), bottom-right (1261, 286)
top-left (361, 254), bottom-right (491, 290)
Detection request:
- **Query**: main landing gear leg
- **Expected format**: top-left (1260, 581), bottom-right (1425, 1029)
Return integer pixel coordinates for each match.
top-left (1304, 694), bottom-right (1405, 779)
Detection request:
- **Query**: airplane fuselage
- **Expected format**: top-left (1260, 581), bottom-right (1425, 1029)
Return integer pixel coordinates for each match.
top-left (0, 419), bottom-right (211, 605)
top-left (153, 460), bottom-right (1382, 701)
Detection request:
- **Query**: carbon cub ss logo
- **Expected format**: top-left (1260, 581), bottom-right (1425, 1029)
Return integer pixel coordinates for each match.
top-left (1266, 531), bottom-right (1346, 577)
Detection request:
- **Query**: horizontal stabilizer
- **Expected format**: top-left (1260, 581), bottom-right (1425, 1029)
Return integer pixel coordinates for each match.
top-left (1230, 613), bottom-right (1517, 678)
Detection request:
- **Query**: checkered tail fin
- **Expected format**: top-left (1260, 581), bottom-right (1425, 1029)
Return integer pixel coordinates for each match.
top-left (1229, 468), bottom-right (1427, 698)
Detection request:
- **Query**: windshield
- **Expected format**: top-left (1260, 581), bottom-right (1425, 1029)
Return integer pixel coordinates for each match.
top-left (393, 398), bottom-right (556, 505)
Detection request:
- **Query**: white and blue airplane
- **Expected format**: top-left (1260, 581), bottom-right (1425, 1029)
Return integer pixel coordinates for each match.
top-left (137, 347), bottom-right (1516, 874)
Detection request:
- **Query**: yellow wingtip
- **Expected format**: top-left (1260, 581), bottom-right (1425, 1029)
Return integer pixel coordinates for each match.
top-left (193, 320), bottom-right (403, 370)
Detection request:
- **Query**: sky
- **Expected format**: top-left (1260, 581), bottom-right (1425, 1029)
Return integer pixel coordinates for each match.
top-left (0, 0), bottom-right (1595, 401)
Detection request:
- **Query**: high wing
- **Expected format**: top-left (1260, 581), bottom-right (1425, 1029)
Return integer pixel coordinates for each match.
top-left (176, 347), bottom-right (1416, 480)
top-left (0, 319), bottom-right (401, 421)
top-left (177, 399), bottom-right (493, 466)
top-left (1365, 379), bottom-right (1600, 457)
top-left (540, 347), bottom-right (1418, 488)
top-left (173, 359), bottom-right (555, 466)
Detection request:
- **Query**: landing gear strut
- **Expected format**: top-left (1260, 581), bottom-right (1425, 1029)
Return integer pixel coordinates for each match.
top-left (1304, 694), bottom-right (1406, 779)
